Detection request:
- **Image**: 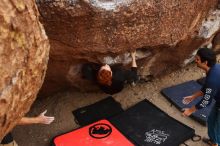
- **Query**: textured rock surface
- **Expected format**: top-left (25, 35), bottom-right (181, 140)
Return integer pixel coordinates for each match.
top-left (0, 0), bottom-right (50, 139)
top-left (36, 0), bottom-right (218, 97)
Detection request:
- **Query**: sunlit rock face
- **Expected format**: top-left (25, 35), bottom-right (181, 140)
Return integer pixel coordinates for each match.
top-left (0, 0), bottom-right (50, 139)
top-left (37, 0), bottom-right (218, 97)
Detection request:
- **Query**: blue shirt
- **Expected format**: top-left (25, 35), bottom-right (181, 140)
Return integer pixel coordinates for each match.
top-left (196, 64), bottom-right (220, 109)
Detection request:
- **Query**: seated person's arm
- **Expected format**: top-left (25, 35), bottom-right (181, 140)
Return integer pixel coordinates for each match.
top-left (18, 110), bottom-right (54, 125)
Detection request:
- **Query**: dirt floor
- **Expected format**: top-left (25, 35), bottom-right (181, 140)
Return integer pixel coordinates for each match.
top-left (13, 63), bottom-right (211, 146)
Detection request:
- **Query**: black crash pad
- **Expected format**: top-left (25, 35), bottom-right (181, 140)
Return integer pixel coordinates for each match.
top-left (161, 80), bottom-right (215, 125)
top-left (73, 96), bottom-right (124, 126)
top-left (110, 99), bottom-right (195, 146)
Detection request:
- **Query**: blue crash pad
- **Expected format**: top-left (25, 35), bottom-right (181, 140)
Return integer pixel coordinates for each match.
top-left (161, 80), bottom-right (215, 126)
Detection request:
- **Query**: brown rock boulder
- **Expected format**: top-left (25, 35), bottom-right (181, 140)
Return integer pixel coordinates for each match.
top-left (0, 0), bottom-right (50, 139)
top-left (37, 0), bottom-right (218, 97)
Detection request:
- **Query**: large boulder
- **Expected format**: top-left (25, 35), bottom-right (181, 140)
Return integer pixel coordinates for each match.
top-left (0, 0), bottom-right (50, 139)
top-left (36, 0), bottom-right (218, 97)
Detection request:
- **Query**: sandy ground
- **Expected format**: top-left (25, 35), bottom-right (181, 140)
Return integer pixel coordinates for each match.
top-left (12, 63), bottom-right (211, 146)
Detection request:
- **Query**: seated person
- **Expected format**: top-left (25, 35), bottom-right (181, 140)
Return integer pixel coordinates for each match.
top-left (82, 51), bottom-right (138, 95)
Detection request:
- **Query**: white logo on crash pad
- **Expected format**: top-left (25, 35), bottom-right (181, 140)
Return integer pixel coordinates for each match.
top-left (144, 129), bottom-right (169, 144)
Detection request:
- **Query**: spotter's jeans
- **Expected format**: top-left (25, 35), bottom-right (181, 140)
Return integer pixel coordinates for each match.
top-left (208, 104), bottom-right (220, 145)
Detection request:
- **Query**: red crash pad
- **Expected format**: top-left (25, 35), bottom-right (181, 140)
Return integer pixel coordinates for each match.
top-left (53, 119), bottom-right (134, 146)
